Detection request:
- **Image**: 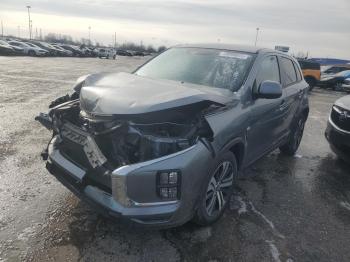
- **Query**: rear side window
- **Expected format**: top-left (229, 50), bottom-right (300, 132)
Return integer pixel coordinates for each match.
top-left (255, 56), bottom-right (280, 88)
top-left (293, 61), bottom-right (302, 81)
top-left (280, 57), bottom-right (297, 86)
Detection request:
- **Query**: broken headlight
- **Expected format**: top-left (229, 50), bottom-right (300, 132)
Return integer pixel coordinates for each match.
top-left (126, 122), bottom-right (196, 162)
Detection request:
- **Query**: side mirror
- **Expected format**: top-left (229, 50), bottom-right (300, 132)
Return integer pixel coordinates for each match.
top-left (256, 80), bottom-right (282, 99)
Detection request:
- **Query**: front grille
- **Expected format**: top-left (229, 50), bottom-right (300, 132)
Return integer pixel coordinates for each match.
top-left (58, 136), bottom-right (112, 191)
top-left (331, 106), bottom-right (350, 132)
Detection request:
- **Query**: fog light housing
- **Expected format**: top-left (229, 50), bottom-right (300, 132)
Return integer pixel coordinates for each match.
top-left (157, 170), bottom-right (181, 200)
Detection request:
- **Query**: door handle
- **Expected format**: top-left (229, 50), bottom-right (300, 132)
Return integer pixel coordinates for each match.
top-left (279, 100), bottom-right (288, 111)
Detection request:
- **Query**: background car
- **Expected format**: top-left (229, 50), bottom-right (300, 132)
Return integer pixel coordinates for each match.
top-left (31, 41), bottom-right (64, 56)
top-left (323, 64), bottom-right (350, 75)
top-left (319, 70), bottom-right (350, 91)
top-left (131, 51), bottom-right (145, 56)
top-left (79, 46), bottom-right (95, 57)
top-left (7, 40), bottom-right (48, 56)
top-left (59, 44), bottom-right (84, 57)
top-left (298, 59), bottom-right (321, 91)
top-left (50, 44), bottom-right (73, 56)
top-left (4, 40), bottom-right (24, 55)
top-left (0, 39), bottom-right (15, 55)
top-left (325, 95), bottom-right (350, 162)
top-left (116, 49), bottom-right (133, 56)
top-left (96, 48), bottom-right (116, 59)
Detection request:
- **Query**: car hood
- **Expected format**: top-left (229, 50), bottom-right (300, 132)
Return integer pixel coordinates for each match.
top-left (79, 72), bottom-right (235, 115)
top-left (334, 95), bottom-right (350, 111)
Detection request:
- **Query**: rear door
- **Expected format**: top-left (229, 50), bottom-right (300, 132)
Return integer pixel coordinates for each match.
top-left (277, 56), bottom-right (304, 138)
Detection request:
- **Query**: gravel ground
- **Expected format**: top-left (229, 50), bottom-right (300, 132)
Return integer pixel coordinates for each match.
top-left (0, 56), bottom-right (349, 262)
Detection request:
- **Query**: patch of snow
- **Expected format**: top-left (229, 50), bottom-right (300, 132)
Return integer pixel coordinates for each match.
top-left (294, 154), bottom-right (303, 158)
top-left (340, 201), bottom-right (350, 211)
top-left (236, 196), bottom-right (248, 215)
top-left (266, 240), bottom-right (281, 262)
top-left (249, 202), bottom-right (285, 239)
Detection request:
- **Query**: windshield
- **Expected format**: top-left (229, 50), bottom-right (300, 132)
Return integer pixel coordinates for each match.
top-left (0, 40), bottom-right (9, 46)
top-left (26, 43), bottom-right (36, 47)
top-left (135, 47), bottom-right (254, 91)
top-left (337, 70), bottom-right (350, 77)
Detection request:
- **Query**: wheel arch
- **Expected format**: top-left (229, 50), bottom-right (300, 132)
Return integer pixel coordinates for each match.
top-left (301, 106), bottom-right (309, 120)
top-left (221, 137), bottom-right (246, 171)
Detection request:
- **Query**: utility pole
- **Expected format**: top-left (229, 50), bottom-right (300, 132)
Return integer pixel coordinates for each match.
top-left (1, 20), bottom-right (3, 37)
top-left (18, 26), bottom-right (20, 38)
top-left (114, 32), bottom-right (117, 49)
top-left (26, 6), bottom-right (31, 39)
top-left (254, 27), bottom-right (260, 47)
top-left (30, 20), bottom-right (33, 39)
top-left (40, 28), bottom-right (42, 40)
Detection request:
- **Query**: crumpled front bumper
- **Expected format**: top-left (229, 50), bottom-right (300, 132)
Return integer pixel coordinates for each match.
top-left (46, 136), bottom-right (212, 227)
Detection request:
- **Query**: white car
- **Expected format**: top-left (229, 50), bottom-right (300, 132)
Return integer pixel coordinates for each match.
top-left (7, 41), bottom-right (48, 56)
top-left (96, 48), bottom-right (116, 59)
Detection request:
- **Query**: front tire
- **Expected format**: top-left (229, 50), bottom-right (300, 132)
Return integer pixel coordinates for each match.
top-left (305, 77), bottom-right (316, 91)
top-left (279, 115), bottom-right (306, 156)
top-left (332, 82), bottom-right (343, 91)
top-left (193, 151), bottom-right (237, 226)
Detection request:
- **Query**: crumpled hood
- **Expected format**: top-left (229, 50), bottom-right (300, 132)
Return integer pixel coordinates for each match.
top-left (79, 72), bottom-right (235, 115)
top-left (335, 95), bottom-right (350, 111)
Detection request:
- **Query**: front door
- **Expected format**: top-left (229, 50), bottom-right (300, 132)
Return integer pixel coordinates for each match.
top-left (246, 55), bottom-right (285, 164)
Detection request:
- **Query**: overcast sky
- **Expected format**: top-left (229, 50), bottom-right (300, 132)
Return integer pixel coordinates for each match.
top-left (0, 0), bottom-right (349, 59)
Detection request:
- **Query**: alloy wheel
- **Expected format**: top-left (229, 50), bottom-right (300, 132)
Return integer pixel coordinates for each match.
top-left (205, 161), bottom-right (234, 217)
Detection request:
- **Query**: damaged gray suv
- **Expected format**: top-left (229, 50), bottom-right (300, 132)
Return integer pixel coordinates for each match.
top-left (36, 44), bottom-right (309, 227)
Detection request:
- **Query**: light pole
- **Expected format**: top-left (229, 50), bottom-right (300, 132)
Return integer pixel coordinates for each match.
top-left (30, 20), bottom-right (33, 39)
top-left (88, 26), bottom-right (91, 45)
top-left (254, 27), bottom-right (260, 46)
top-left (26, 5), bottom-right (31, 39)
top-left (114, 32), bottom-right (117, 49)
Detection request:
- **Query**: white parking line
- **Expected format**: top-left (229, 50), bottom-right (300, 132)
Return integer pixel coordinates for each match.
top-left (266, 240), bottom-right (282, 262)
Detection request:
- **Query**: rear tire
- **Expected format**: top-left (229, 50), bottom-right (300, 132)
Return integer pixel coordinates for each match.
top-left (279, 115), bottom-right (306, 156)
top-left (193, 151), bottom-right (237, 226)
top-left (28, 50), bottom-right (36, 56)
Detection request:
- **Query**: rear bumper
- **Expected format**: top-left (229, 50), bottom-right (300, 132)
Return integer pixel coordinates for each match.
top-left (325, 118), bottom-right (350, 163)
top-left (46, 136), bottom-right (212, 227)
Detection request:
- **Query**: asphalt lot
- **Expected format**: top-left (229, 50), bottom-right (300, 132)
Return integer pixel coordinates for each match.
top-left (0, 56), bottom-right (349, 262)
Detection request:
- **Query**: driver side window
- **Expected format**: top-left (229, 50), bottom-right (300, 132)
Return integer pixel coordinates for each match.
top-left (255, 56), bottom-right (280, 88)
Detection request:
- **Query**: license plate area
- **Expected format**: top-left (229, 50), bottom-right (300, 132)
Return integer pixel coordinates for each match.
top-left (61, 123), bottom-right (107, 168)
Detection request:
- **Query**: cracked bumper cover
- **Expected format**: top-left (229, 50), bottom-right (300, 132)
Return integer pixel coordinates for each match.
top-left (46, 136), bottom-right (212, 226)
